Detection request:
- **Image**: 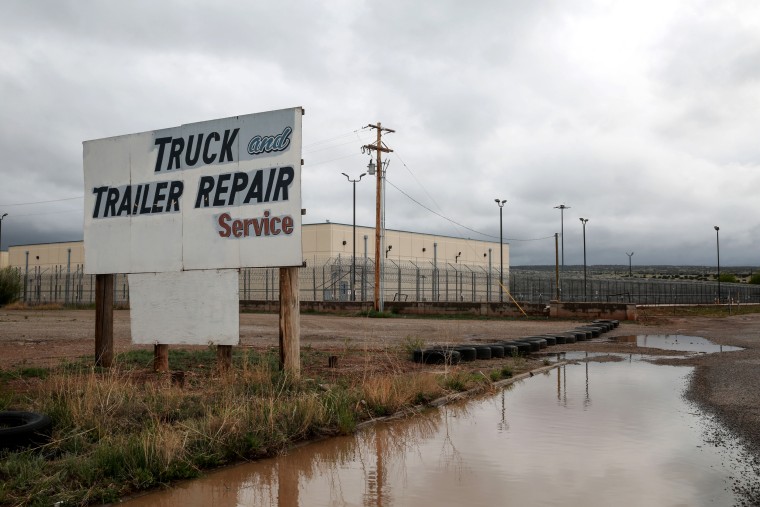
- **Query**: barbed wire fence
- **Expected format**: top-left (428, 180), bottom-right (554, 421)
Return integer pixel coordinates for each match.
top-left (7, 257), bottom-right (760, 306)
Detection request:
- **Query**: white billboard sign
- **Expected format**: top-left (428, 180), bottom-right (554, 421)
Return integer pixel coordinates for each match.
top-left (83, 107), bottom-right (303, 274)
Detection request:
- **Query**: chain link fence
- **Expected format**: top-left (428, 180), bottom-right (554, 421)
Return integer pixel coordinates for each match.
top-left (7, 257), bottom-right (760, 306)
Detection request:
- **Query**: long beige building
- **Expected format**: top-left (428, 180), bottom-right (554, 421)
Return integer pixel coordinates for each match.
top-left (8, 223), bottom-right (508, 272)
top-left (5, 223), bottom-right (509, 304)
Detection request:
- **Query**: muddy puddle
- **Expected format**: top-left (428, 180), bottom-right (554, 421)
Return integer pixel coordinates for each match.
top-left (612, 334), bottom-right (743, 353)
top-left (123, 350), bottom-right (758, 506)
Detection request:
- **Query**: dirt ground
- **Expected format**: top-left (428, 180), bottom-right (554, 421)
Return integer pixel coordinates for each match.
top-left (1, 308), bottom-right (760, 458)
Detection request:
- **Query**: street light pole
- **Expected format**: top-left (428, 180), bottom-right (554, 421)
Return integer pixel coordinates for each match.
top-left (554, 204), bottom-right (570, 270)
top-left (495, 199), bottom-right (506, 302)
top-left (580, 218), bottom-right (589, 301)
top-left (714, 226), bottom-right (720, 304)
top-left (342, 172), bottom-right (366, 301)
top-left (0, 213), bottom-right (7, 253)
top-left (626, 252), bottom-right (634, 277)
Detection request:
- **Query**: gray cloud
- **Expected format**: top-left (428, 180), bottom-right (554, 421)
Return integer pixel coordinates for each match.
top-left (1, 0), bottom-right (759, 267)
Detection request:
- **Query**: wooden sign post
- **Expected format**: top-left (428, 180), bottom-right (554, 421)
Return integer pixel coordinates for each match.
top-left (279, 266), bottom-right (300, 378)
top-left (94, 274), bottom-right (114, 367)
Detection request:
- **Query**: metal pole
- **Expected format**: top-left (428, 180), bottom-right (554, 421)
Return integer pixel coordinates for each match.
top-left (715, 226), bottom-right (720, 303)
top-left (554, 205), bottom-right (570, 291)
top-left (495, 199), bottom-right (506, 302)
top-left (65, 249), bottom-right (72, 305)
top-left (363, 235), bottom-right (368, 302)
top-left (433, 242), bottom-right (438, 301)
top-left (555, 233), bottom-right (560, 301)
top-left (0, 213), bottom-right (7, 252)
top-left (342, 173), bottom-right (365, 301)
top-left (626, 252), bottom-right (634, 277)
top-left (24, 251), bottom-right (29, 301)
top-left (488, 248), bottom-right (492, 302)
top-left (580, 218), bottom-right (588, 300)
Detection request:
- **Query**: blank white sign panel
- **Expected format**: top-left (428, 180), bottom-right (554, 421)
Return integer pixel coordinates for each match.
top-left (128, 270), bottom-right (239, 345)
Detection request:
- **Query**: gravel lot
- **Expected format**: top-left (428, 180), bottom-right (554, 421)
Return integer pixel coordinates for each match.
top-left (1, 308), bottom-right (759, 458)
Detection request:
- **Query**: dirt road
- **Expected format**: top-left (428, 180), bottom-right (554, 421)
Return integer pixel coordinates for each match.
top-left (2, 308), bottom-right (760, 457)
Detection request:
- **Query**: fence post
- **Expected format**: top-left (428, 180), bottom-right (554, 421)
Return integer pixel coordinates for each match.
top-left (312, 267), bottom-right (317, 301)
top-left (397, 262), bottom-right (401, 302)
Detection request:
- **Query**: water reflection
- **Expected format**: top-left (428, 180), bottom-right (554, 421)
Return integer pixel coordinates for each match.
top-left (124, 361), bottom-right (756, 507)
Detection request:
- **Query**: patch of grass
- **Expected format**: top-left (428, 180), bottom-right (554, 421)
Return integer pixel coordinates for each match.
top-left (0, 366), bottom-right (49, 381)
top-left (645, 305), bottom-right (760, 318)
top-left (0, 357), bottom-right (373, 506)
top-left (401, 335), bottom-right (425, 354)
top-left (363, 309), bottom-right (394, 318)
top-left (360, 373), bottom-right (442, 417)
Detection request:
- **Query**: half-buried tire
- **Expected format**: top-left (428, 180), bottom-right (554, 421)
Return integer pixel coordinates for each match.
top-left (505, 341), bottom-right (533, 354)
top-left (486, 344), bottom-right (506, 358)
top-left (421, 349), bottom-right (461, 365)
top-left (538, 335), bottom-right (557, 346)
top-left (548, 334), bottom-right (567, 345)
top-left (0, 411), bottom-right (52, 451)
top-left (471, 345), bottom-right (493, 360)
top-left (500, 344), bottom-right (519, 357)
top-left (452, 346), bottom-right (477, 362)
top-left (521, 338), bottom-right (547, 350)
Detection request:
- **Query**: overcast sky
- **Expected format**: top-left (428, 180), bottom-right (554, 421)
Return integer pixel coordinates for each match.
top-left (1, 0), bottom-right (759, 266)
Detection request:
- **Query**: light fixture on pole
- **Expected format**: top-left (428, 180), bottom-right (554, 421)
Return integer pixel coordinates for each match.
top-left (714, 225), bottom-right (720, 304)
top-left (626, 252), bottom-right (634, 277)
top-left (342, 172), bottom-right (366, 301)
top-left (0, 213), bottom-right (7, 252)
top-left (495, 199), bottom-right (506, 302)
top-left (580, 218), bottom-right (589, 301)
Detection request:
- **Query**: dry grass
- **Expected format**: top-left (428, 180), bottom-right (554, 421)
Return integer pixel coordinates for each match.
top-left (0, 344), bottom-right (535, 506)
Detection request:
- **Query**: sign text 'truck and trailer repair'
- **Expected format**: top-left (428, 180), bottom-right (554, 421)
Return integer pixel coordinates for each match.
top-left (83, 107), bottom-right (304, 274)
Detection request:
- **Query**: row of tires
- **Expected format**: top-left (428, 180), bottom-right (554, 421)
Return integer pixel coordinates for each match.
top-left (412, 319), bottom-right (619, 365)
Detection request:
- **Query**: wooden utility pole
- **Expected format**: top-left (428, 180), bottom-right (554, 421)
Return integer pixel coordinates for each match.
top-left (94, 274), bottom-right (114, 367)
top-left (362, 123), bottom-right (394, 312)
top-left (279, 266), bottom-right (300, 378)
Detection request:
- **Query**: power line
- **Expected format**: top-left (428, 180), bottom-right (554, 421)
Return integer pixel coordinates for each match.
top-left (385, 178), bottom-right (553, 243)
top-left (0, 196), bottom-right (83, 207)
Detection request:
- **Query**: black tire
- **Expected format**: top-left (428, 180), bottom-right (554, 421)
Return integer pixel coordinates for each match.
top-left (471, 345), bottom-right (493, 360)
top-left (559, 333), bottom-right (577, 344)
top-left (521, 338), bottom-right (547, 350)
top-left (453, 347), bottom-right (477, 362)
top-left (591, 321), bottom-right (612, 332)
top-left (538, 335), bottom-right (557, 346)
top-left (570, 329), bottom-right (590, 340)
top-left (412, 349), bottom-right (424, 362)
top-left (590, 320), bottom-right (612, 333)
top-left (421, 349), bottom-right (461, 365)
top-left (486, 344), bottom-right (505, 358)
top-left (577, 326), bottom-right (602, 337)
top-left (515, 339), bottom-right (540, 352)
top-left (0, 411), bottom-right (52, 451)
top-left (509, 341), bottom-right (533, 354)
top-left (551, 334), bottom-right (568, 345)
top-left (500, 344), bottom-right (519, 356)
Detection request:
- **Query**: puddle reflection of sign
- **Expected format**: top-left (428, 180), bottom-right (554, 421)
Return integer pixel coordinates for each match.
top-left (83, 107), bottom-right (303, 274)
